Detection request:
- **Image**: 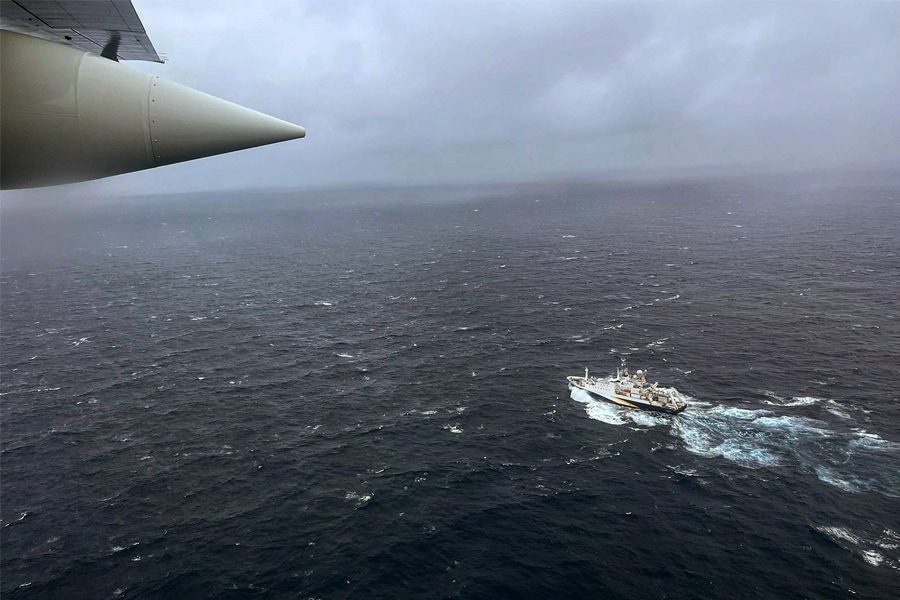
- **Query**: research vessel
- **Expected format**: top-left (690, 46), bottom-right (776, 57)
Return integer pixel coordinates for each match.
top-left (567, 360), bottom-right (687, 414)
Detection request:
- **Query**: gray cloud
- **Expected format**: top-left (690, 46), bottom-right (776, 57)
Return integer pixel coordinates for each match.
top-left (87, 0), bottom-right (900, 193)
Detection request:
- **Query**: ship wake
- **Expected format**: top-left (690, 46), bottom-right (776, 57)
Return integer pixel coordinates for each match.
top-left (570, 388), bottom-right (900, 497)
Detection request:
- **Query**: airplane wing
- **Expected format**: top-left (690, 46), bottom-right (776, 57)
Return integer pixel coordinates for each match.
top-left (0, 0), bottom-right (162, 62)
top-left (0, 0), bottom-right (306, 190)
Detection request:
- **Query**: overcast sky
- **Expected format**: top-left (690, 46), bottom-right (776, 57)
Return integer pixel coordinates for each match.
top-left (81, 0), bottom-right (900, 193)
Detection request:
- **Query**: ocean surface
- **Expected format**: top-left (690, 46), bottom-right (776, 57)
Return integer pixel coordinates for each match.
top-left (2, 170), bottom-right (899, 599)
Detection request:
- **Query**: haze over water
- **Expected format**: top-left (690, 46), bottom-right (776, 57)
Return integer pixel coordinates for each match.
top-left (2, 169), bottom-right (899, 599)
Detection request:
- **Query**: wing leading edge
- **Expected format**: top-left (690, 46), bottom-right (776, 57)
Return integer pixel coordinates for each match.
top-left (0, 0), bottom-right (162, 62)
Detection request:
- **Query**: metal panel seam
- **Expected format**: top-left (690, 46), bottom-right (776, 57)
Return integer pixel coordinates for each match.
top-left (147, 75), bottom-right (160, 167)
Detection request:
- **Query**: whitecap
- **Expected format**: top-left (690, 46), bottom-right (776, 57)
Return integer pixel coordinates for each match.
top-left (849, 433), bottom-right (900, 451)
top-left (815, 525), bottom-right (899, 570)
top-left (825, 406), bottom-right (852, 420)
top-left (3, 512), bottom-right (28, 527)
top-left (344, 491), bottom-right (373, 505)
top-left (861, 550), bottom-right (885, 567)
top-left (852, 429), bottom-right (882, 440)
top-left (815, 466), bottom-right (861, 493)
top-left (667, 465), bottom-right (699, 477)
top-left (783, 396), bottom-right (821, 406)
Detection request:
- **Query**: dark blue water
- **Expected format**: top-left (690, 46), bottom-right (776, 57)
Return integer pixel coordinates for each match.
top-left (2, 171), bottom-right (899, 599)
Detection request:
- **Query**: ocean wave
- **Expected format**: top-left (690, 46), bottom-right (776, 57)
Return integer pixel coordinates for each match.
top-left (781, 396), bottom-right (822, 406)
top-left (814, 525), bottom-right (899, 570)
top-left (814, 466), bottom-right (864, 493)
top-left (5, 178), bottom-right (900, 599)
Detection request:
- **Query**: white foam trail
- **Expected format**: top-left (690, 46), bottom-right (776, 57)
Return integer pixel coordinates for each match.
top-left (754, 415), bottom-right (828, 433)
top-left (679, 406), bottom-right (898, 494)
top-left (585, 402), bottom-right (628, 426)
top-left (670, 407), bottom-right (836, 469)
top-left (570, 386), bottom-right (898, 494)
top-left (710, 405), bottom-right (773, 420)
top-left (570, 387), bottom-right (627, 425)
top-left (627, 410), bottom-right (667, 428)
top-left (672, 415), bottom-right (782, 468)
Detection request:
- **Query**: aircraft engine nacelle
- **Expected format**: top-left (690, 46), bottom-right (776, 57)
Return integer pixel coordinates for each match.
top-left (0, 30), bottom-right (305, 190)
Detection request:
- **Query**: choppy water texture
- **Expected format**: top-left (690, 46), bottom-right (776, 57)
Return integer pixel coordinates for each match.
top-left (2, 171), bottom-right (899, 599)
